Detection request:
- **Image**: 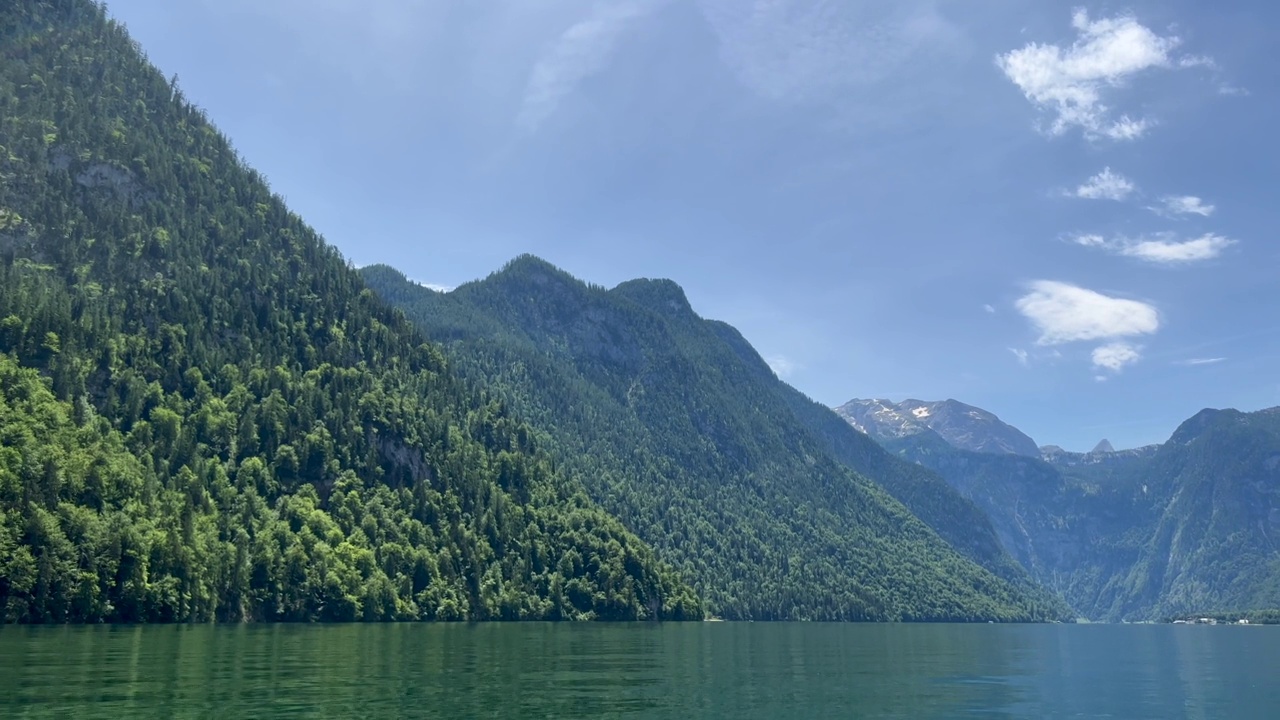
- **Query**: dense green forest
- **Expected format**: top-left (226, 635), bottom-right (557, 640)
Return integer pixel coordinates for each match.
top-left (0, 0), bottom-right (702, 623)
top-left (362, 260), bottom-right (1069, 621)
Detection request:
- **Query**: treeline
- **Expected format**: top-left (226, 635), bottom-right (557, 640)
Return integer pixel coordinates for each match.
top-left (0, 0), bottom-right (700, 622)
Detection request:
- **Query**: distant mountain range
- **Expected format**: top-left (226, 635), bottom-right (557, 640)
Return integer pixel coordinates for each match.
top-left (836, 396), bottom-right (1280, 620)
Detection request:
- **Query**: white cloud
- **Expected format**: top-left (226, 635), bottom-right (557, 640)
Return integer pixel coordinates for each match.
top-left (1151, 195), bottom-right (1215, 217)
top-left (1178, 55), bottom-right (1217, 70)
top-left (765, 354), bottom-right (797, 378)
top-left (1122, 234), bottom-right (1234, 263)
top-left (1178, 357), bottom-right (1226, 366)
top-left (996, 10), bottom-right (1192, 140)
top-left (517, 0), bottom-right (664, 132)
top-left (1068, 233), bottom-right (1107, 248)
top-left (1092, 341), bottom-right (1142, 372)
top-left (1009, 348), bottom-right (1029, 366)
top-left (1073, 167), bottom-right (1135, 200)
top-left (1069, 232), bottom-right (1235, 264)
top-left (1015, 280), bottom-right (1159, 345)
top-left (407, 278), bottom-right (455, 292)
top-left (1104, 116), bottom-right (1152, 141)
top-left (983, 303), bottom-right (996, 314)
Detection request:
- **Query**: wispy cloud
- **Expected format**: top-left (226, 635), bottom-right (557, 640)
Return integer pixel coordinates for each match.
top-left (1016, 280), bottom-right (1159, 345)
top-left (1122, 234), bottom-right (1234, 263)
top-left (1092, 341), bottom-right (1142, 372)
top-left (1069, 232), bottom-right (1235, 264)
top-left (1177, 357), bottom-right (1226, 366)
top-left (1150, 195), bottom-right (1215, 217)
top-left (1009, 347), bottom-right (1029, 366)
top-left (404, 276), bottom-right (456, 292)
top-left (984, 304), bottom-right (996, 314)
top-left (1073, 167), bottom-right (1135, 201)
top-left (697, 0), bottom-right (963, 104)
top-left (996, 10), bottom-right (1196, 140)
top-left (1177, 55), bottom-right (1217, 70)
top-left (517, 0), bottom-right (664, 132)
top-left (765, 354), bottom-right (797, 378)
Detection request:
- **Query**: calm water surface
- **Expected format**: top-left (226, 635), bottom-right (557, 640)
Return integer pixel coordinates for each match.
top-left (1, 623), bottom-right (1276, 718)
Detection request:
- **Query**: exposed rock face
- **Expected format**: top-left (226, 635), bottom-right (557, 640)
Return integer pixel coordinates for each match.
top-left (835, 398), bottom-right (1041, 457)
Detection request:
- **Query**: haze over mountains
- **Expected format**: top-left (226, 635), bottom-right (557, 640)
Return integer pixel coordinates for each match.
top-left (2, 0), bottom-right (1277, 626)
top-left (836, 396), bottom-right (1280, 620)
top-left (362, 257), bottom-right (1280, 622)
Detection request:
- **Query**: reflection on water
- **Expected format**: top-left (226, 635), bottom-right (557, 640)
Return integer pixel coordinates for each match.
top-left (1, 623), bottom-right (1277, 718)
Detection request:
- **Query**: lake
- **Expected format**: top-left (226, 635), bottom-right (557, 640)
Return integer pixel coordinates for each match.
top-left (1, 623), bottom-right (1276, 718)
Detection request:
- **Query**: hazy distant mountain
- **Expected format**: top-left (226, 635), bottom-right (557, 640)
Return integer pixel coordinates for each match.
top-left (837, 395), bottom-right (1280, 621)
top-left (835, 398), bottom-right (1041, 457)
top-left (1040, 443), bottom-right (1162, 468)
top-left (1115, 407), bottom-right (1280, 620)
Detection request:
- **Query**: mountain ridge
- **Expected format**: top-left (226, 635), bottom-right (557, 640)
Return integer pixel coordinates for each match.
top-left (835, 398), bottom-right (1041, 457)
top-left (362, 258), bottom-right (1069, 621)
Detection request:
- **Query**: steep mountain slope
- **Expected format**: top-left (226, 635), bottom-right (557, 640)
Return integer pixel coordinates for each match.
top-left (362, 260), bottom-right (1067, 621)
top-left (878, 435), bottom-right (1158, 620)
top-left (1113, 408), bottom-right (1280, 619)
top-left (836, 398), bottom-right (1040, 457)
top-left (840, 396), bottom-right (1280, 620)
top-left (0, 0), bottom-right (699, 623)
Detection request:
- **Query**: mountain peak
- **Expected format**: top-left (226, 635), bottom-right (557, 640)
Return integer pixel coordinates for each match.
top-left (1091, 438), bottom-right (1116, 454)
top-left (493, 254), bottom-right (577, 284)
top-left (1167, 408), bottom-right (1241, 446)
top-left (467, 254), bottom-right (594, 306)
top-left (835, 398), bottom-right (1040, 457)
top-left (611, 277), bottom-right (693, 317)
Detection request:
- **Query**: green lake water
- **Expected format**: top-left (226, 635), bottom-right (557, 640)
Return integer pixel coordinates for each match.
top-left (1, 623), bottom-right (1276, 718)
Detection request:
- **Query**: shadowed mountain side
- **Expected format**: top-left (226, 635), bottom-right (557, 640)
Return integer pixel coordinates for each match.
top-left (839, 394), bottom-right (1280, 621)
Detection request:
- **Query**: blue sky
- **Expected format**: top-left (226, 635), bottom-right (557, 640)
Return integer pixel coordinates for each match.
top-left (104, 0), bottom-right (1279, 451)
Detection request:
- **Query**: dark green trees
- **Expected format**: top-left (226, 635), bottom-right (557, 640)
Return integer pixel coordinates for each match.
top-left (362, 259), bottom-right (1068, 622)
top-left (0, 0), bottom-right (699, 622)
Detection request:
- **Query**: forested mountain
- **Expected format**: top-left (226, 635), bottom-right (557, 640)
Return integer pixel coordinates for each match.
top-left (361, 260), bottom-right (1068, 622)
top-left (0, 0), bottom-right (701, 623)
top-left (841, 398), bottom-right (1280, 620)
top-left (1116, 408), bottom-right (1280, 619)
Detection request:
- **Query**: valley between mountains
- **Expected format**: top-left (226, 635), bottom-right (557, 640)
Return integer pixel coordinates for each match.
top-left (2, 0), bottom-right (1277, 624)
